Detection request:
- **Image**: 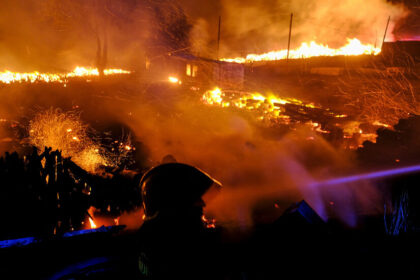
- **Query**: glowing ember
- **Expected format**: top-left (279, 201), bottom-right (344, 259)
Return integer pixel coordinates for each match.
top-left (89, 217), bottom-right (97, 229)
top-left (28, 108), bottom-right (109, 172)
top-left (202, 87), bottom-right (322, 124)
top-left (202, 87), bottom-right (223, 105)
top-left (87, 206), bottom-right (98, 229)
top-left (0, 71), bottom-right (62, 84)
top-left (373, 121), bottom-right (392, 128)
top-left (203, 88), bottom-right (320, 110)
top-left (0, 66), bottom-right (130, 84)
top-left (221, 38), bottom-right (381, 63)
top-left (103, 69), bottom-right (131, 75)
top-left (168, 76), bottom-right (182, 84)
top-left (201, 87), bottom-right (388, 147)
top-left (202, 215), bottom-right (216, 229)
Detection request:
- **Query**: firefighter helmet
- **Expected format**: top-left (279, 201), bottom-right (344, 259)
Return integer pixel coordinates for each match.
top-left (140, 163), bottom-right (221, 221)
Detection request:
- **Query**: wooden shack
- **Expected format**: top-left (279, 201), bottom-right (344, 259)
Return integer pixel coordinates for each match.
top-left (144, 52), bottom-right (244, 89)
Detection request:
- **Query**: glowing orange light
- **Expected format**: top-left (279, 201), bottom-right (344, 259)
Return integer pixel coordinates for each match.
top-left (202, 215), bottom-right (216, 229)
top-left (28, 109), bottom-right (111, 172)
top-left (202, 88), bottom-right (223, 105)
top-left (221, 38), bottom-right (381, 63)
top-left (89, 217), bottom-right (97, 229)
top-left (373, 121), bottom-right (391, 128)
top-left (202, 87), bottom-right (322, 124)
top-left (168, 76), bottom-right (182, 84)
top-left (0, 67), bottom-right (130, 84)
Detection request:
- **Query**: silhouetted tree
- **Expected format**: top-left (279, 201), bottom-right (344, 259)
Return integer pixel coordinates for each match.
top-left (38, 0), bottom-right (192, 72)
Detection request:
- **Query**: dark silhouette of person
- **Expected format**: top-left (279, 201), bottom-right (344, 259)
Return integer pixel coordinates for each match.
top-left (136, 163), bottom-right (223, 279)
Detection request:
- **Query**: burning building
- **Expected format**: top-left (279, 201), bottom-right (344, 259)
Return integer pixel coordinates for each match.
top-left (144, 52), bottom-right (244, 89)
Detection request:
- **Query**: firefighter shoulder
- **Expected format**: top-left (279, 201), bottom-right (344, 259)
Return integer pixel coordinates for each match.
top-left (136, 163), bottom-right (222, 279)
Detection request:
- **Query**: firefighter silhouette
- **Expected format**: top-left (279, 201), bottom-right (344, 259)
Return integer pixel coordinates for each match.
top-left (136, 163), bottom-right (222, 279)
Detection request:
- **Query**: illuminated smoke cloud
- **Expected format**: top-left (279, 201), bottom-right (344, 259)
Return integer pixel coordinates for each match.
top-left (185, 0), bottom-right (407, 58)
top-left (28, 108), bottom-right (109, 172)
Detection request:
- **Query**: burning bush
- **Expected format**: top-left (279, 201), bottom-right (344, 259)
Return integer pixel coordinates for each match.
top-left (28, 108), bottom-right (109, 172)
top-left (340, 66), bottom-right (420, 125)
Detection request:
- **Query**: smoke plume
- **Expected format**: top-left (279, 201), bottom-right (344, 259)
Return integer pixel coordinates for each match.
top-left (186, 0), bottom-right (408, 58)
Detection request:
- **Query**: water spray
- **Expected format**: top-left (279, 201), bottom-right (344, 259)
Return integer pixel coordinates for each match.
top-left (310, 164), bottom-right (420, 187)
top-left (304, 164), bottom-right (420, 226)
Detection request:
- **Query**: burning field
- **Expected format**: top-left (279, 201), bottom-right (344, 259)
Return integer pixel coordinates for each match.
top-left (1, 0), bottom-right (420, 278)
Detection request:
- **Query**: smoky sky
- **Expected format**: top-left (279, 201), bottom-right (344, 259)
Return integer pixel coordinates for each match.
top-left (0, 0), bottom-right (192, 71)
top-left (0, 0), bottom-right (417, 70)
top-left (181, 0), bottom-right (416, 58)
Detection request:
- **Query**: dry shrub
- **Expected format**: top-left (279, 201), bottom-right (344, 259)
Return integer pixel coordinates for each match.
top-left (339, 64), bottom-right (419, 125)
top-left (28, 108), bottom-right (109, 172)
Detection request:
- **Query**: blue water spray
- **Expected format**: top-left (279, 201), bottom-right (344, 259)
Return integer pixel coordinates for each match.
top-left (310, 164), bottom-right (420, 188)
top-left (303, 164), bottom-right (420, 226)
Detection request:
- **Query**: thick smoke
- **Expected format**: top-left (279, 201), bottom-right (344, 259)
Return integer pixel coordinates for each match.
top-left (0, 0), bottom-right (191, 71)
top-left (0, 80), bottom-right (384, 230)
top-left (186, 0), bottom-right (408, 58)
top-left (0, 0), bottom-right (411, 69)
top-left (117, 91), bottom-right (383, 229)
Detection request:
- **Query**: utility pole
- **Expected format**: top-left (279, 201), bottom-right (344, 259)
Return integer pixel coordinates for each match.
top-left (382, 16), bottom-right (391, 49)
top-left (217, 16), bottom-right (221, 60)
top-left (216, 15), bottom-right (222, 86)
top-left (287, 13), bottom-right (293, 61)
top-left (374, 29), bottom-right (378, 50)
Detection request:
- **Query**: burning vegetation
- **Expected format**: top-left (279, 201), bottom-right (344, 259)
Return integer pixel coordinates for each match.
top-left (28, 108), bottom-right (109, 173)
top-left (221, 38), bottom-right (381, 63)
top-left (0, 67), bottom-right (130, 84)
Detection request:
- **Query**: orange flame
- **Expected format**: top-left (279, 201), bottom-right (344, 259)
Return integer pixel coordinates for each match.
top-left (202, 87), bottom-right (320, 124)
top-left (202, 215), bottom-right (216, 229)
top-left (221, 38), bottom-right (381, 63)
top-left (0, 66), bottom-right (130, 84)
top-left (89, 217), bottom-right (97, 229)
top-left (28, 109), bottom-right (110, 172)
top-left (168, 76), bottom-right (182, 85)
